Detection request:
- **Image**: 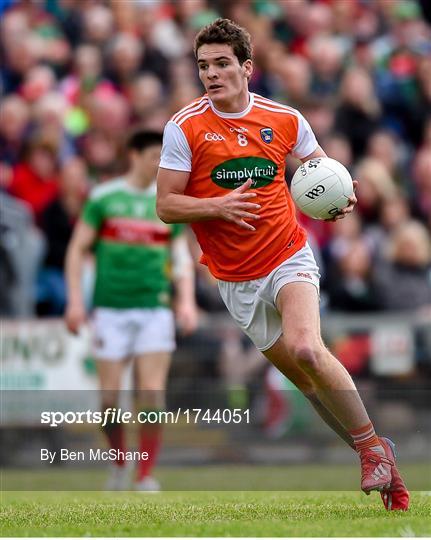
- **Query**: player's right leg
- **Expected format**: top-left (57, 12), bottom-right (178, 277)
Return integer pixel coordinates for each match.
top-left (131, 306), bottom-right (175, 492)
top-left (133, 351), bottom-right (171, 492)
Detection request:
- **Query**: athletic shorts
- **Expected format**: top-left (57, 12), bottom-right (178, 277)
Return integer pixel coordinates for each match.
top-left (91, 307), bottom-right (175, 361)
top-left (217, 243), bottom-right (320, 352)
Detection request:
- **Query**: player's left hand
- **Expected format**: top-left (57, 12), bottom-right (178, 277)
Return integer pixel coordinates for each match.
top-left (326, 180), bottom-right (358, 221)
top-left (175, 301), bottom-right (199, 335)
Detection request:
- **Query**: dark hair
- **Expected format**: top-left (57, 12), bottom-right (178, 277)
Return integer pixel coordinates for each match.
top-left (127, 130), bottom-right (163, 152)
top-left (22, 131), bottom-right (59, 162)
top-left (194, 18), bottom-right (252, 65)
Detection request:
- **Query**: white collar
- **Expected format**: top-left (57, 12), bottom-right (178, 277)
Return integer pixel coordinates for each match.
top-left (125, 179), bottom-right (156, 195)
top-left (209, 92), bottom-right (254, 119)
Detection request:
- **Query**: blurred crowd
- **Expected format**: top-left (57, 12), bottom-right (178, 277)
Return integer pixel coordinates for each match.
top-left (1, 0), bottom-right (431, 321)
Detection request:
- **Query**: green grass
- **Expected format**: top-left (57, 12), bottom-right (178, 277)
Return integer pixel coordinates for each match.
top-left (2, 462), bottom-right (430, 491)
top-left (1, 467), bottom-right (430, 537)
top-left (2, 490), bottom-right (430, 537)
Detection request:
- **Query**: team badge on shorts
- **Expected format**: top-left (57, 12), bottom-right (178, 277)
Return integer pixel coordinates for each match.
top-left (260, 127), bottom-right (273, 144)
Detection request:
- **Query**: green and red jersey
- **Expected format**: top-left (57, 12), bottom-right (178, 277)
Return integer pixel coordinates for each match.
top-left (82, 178), bottom-right (183, 309)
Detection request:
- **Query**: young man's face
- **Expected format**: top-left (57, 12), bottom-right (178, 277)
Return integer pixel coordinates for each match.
top-left (197, 43), bottom-right (252, 108)
top-left (132, 144), bottom-right (161, 180)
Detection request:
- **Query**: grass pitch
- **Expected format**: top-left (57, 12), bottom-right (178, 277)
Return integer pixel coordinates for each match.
top-left (1, 466), bottom-right (430, 537)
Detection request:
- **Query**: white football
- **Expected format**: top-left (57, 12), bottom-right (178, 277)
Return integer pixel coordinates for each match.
top-left (290, 157), bottom-right (354, 220)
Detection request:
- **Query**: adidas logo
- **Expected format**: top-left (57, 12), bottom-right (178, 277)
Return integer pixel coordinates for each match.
top-left (371, 463), bottom-right (389, 481)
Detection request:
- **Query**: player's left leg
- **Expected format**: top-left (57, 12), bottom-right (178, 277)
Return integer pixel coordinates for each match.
top-left (263, 338), bottom-right (354, 449)
top-left (132, 307), bottom-right (175, 491)
top-left (275, 282), bottom-right (394, 494)
top-left (379, 437), bottom-right (410, 510)
top-left (264, 341), bottom-right (408, 508)
top-left (263, 334), bottom-right (410, 504)
top-left (133, 351), bottom-right (171, 491)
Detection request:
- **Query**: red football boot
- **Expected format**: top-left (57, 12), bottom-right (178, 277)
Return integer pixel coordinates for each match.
top-left (359, 448), bottom-right (393, 494)
top-left (379, 437), bottom-right (410, 511)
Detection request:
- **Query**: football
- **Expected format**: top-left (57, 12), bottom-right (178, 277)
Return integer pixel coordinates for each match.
top-left (290, 157), bottom-right (354, 220)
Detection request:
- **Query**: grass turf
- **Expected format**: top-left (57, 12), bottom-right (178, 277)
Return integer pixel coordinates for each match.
top-left (2, 465), bottom-right (430, 537)
top-left (2, 490), bottom-right (431, 537)
top-left (2, 462), bottom-right (430, 491)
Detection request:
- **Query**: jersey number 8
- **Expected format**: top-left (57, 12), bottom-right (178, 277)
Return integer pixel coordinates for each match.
top-left (237, 134), bottom-right (248, 147)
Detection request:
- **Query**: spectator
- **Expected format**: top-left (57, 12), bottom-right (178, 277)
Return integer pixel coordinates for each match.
top-left (354, 157), bottom-right (397, 225)
top-left (38, 157), bottom-right (89, 316)
top-left (322, 133), bottom-right (353, 169)
top-left (365, 191), bottom-right (412, 255)
top-left (270, 54), bottom-right (311, 108)
top-left (105, 33), bottom-right (143, 97)
top-left (326, 212), bottom-right (364, 262)
top-left (80, 129), bottom-right (125, 184)
top-left (86, 90), bottom-right (130, 138)
top-left (19, 65), bottom-right (56, 104)
top-left (130, 74), bottom-right (165, 124)
top-left (302, 100), bottom-right (336, 141)
top-left (168, 57), bottom-right (201, 113)
top-left (308, 35), bottom-right (344, 100)
top-left (416, 55), bottom-right (431, 120)
top-left (373, 0), bottom-right (430, 143)
top-left (60, 44), bottom-right (112, 107)
top-left (1, 10), bottom-right (40, 94)
top-left (421, 117), bottom-right (431, 150)
top-left (81, 5), bottom-right (115, 48)
top-left (33, 92), bottom-right (77, 164)
top-left (0, 191), bottom-right (45, 317)
top-left (8, 134), bottom-right (60, 221)
top-left (373, 220), bottom-right (431, 311)
top-left (168, 83), bottom-right (201, 117)
top-left (0, 95), bottom-right (30, 165)
top-left (412, 147), bottom-right (431, 226)
top-left (134, 5), bottom-right (171, 85)
top-left (335, 67), bottom-right (382, 158)
top-left (366, 130), bottom-right (408, 188)
top-left (327, 238), bottom-right (379, 313)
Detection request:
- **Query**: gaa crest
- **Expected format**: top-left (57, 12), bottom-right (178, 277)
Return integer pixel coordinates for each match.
top-left (260, 127), bottom-right (273, 144)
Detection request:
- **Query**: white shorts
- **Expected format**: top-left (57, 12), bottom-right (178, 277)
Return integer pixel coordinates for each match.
top-left (91, 307), bottom-right (175, 361)
top-left (218, 243), bottom-right (320, 352)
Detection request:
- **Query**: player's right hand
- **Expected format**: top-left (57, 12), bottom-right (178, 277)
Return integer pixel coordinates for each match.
top-left (217, 178), bottom-right (261, 231)
top-left (65, 302), bottom-right (86, 335)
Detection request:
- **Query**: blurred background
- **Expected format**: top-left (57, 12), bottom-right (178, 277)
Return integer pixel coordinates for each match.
top-left (1, 0), bottom-right (430, 486)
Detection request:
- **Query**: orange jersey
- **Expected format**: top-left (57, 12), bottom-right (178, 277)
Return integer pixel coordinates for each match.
top-left (160, 93), bottom-right (318, 281)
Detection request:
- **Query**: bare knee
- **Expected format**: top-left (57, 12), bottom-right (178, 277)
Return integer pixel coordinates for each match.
top-left (136, 388), bottom-right (166, 409)
top-left (100, 390), bottom-right (120, 411)
top-left (286, 340), bottom-right (325, 376)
